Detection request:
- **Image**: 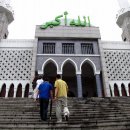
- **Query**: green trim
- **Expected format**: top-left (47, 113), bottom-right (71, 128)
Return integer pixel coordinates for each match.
top-left (64, 11), bottom-right (68, 26)
top-left (40, 12), bottom-right (91, 29)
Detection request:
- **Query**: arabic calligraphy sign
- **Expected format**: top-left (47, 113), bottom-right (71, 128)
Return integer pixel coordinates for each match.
top-left (40, 11), bottom-right (91, 29)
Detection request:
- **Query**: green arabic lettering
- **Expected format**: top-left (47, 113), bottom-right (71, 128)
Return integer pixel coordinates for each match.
top-left (77, 16), bottom-right (81, 26)
top-left (40, 12), bottom-right (91, 29)
top-left (83, 16), bottom-right (87, 26)
top-left (87, 16), bottom-right (91, 27)
top-left (54, 15), bottom-right (63, 26)
top-left (70, 16), bottom-right (87, 27)
top-left (40, 21), bottom-right (53, 29)
top-left (40, 15), bottom-right (63, 29)
top-left (79, 16), bottom-right (86, 27)
top-left (70, 16), bottom-right (81, 26)
top-left (70, 19), bottom-right (76, 26)
top-left (70, 16), bottom-right (82, 26)
top-left (64, 11), bottom-right (68, 26)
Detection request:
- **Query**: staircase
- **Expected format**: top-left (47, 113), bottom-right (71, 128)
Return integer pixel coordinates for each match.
top-left (0, 97), bottom-right (130, 130)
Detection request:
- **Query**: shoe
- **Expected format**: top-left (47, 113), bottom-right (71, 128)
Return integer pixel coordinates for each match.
top-left (57, 120), bottom-right (62, 123)
top-left (65, 115), bottom-right (69, 121)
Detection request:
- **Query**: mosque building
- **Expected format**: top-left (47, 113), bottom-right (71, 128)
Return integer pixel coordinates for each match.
top-left (0, 0), bottom-right (130, 98)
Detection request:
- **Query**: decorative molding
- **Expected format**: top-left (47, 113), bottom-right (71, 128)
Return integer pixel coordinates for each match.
top-left (37, 54), bottom-right (100, 57)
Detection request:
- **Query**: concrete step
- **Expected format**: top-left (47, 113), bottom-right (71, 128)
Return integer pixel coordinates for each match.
top-left (0, 97), bottom-right (130, 130)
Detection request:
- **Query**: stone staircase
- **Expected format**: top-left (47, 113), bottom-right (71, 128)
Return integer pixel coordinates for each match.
top-left (0, 97), bottom-right (130, 130)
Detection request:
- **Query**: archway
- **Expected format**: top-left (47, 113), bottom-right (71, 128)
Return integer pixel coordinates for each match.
top-left (114, 84), bottom-right (119, 96)
top-left (16, 84), bottom-right (22, 97)
top-left (44, 61), bottom-right (57, 85)
top-left (8, 84), bottom-right (14, 97)
top-left (62, 61), bottom-right (77, 97)
top-left (81, 62), bottom-right (97, 97)
top-left (121, 84), bottom-right (127, 96)
top-left (24, 84), bottom-right (29, 97)
top-left (0, 84), bottom-right (6, 97)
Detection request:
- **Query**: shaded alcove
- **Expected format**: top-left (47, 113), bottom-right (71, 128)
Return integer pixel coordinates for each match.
top-left (81, 62), bottom-right (97, 97)
top-left (62, 62), bottom-right (77, 97)
top-left (8, 84), bottom-right (14, 97)
top-left (121, 84), bottom-right (127, 96)
top-left (44, 61), bottom-right (57, 85)
top-left (16, 84), bottom-right (22, 97)
top-left (24, 84), bottom-right (29, 97)
top-left (114, 83), bottom-right (119, 96)
top-left (0, 84), bottom-right (6, 97)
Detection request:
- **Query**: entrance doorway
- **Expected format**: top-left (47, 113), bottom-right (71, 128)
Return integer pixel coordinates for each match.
top-left (8, 84), bottom-right (14, 97)
top-left (16, 84), bottom-right (22, 97)
top-left (44, 62), bottom-right (57, 85)
top-left (121, 84), bottom-right (127, 96)
top-left (114, 83), bottom-right (119, 96)
top-left (62, 61), bottom-right (77, 97)
top-left (0, 84), bottom-right (6, 97)
top-left (24, 84), bottom-right (29, 97)
top-left (81, 62), bottom-right (97, 97)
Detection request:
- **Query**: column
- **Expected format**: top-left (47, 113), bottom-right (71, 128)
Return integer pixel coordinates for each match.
top-left (95, 74), bottom-right (102, 97)
top-left (76, 74), bottom-right (82, 98)
top-left (111, 87), bottom-right (115, 97)
top-left (13, 84), bottom-right (17, 98)
top-left (22, 88), bottom-right (25, 98)
top-left (13, 88), bottom-right (17, 98)
top-left (28, 82), bottom-right (33, 98)
top-left (117, 84), bottom-right (122, 97)
top-left (5, 84), bottom-right (10, 98)
top-left (125, 86), bottom-right (129, 96)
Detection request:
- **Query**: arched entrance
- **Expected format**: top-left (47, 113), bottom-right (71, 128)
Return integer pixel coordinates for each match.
top-left (81, 62), bottom-right (97, 97)
top-left (121, 84), bottom-right (127, 96)
top-left (44, 61), bottom-right (57, 85)
top-left (0, 84), bottom-right (6, 97)
top-left (24, 84), bottom-right (29, 97)
top-left (8, 84), bottom-right (14, 97)
top-left (62, 61), bottom-right (77, 97)
top-left (16, 84), bottom-right (22, 97)
top-left (114, 83), bottom-right (119, 96)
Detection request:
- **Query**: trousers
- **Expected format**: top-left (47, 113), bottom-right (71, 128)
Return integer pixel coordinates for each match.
top-left (39, 98), bottom-right (49, 121)
top-left (55, 96), bottom-right (68, 121)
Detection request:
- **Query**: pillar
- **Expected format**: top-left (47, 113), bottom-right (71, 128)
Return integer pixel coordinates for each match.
top-left (95, 74), bottom-right (102, 97)
top-left (76, 74), bottom-right (82, 98)
top-left (13, 84), bottom-right (17, 98)
top-left (118, 85), bottom-right (122, 96)
top-left (22, 88), bottom-right (25, 98)
top-left (125, 86), bottom-right (129, 96)
top-left (5, 84), bottom-right (9, 98)
top-left (111, 86), bottom-right (115, 97)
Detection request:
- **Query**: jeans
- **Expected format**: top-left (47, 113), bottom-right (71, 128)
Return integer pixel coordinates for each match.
top-left (39, 98), bottom-right (49, 121)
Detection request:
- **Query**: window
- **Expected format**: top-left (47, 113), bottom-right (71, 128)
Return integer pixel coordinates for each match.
top-left (62, 43), bottom-right (75, 54)
top-left (81, 43), bottom-right (94, 54)
top-left (43, 43), bottom-right (55, 54)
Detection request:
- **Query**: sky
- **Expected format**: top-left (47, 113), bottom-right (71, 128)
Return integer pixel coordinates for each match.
top-left (8, 0), bottom-right (128, 41)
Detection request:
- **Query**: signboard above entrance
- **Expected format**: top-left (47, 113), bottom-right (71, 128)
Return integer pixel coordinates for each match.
top-left (40, 11), bottom-right (91, 29)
